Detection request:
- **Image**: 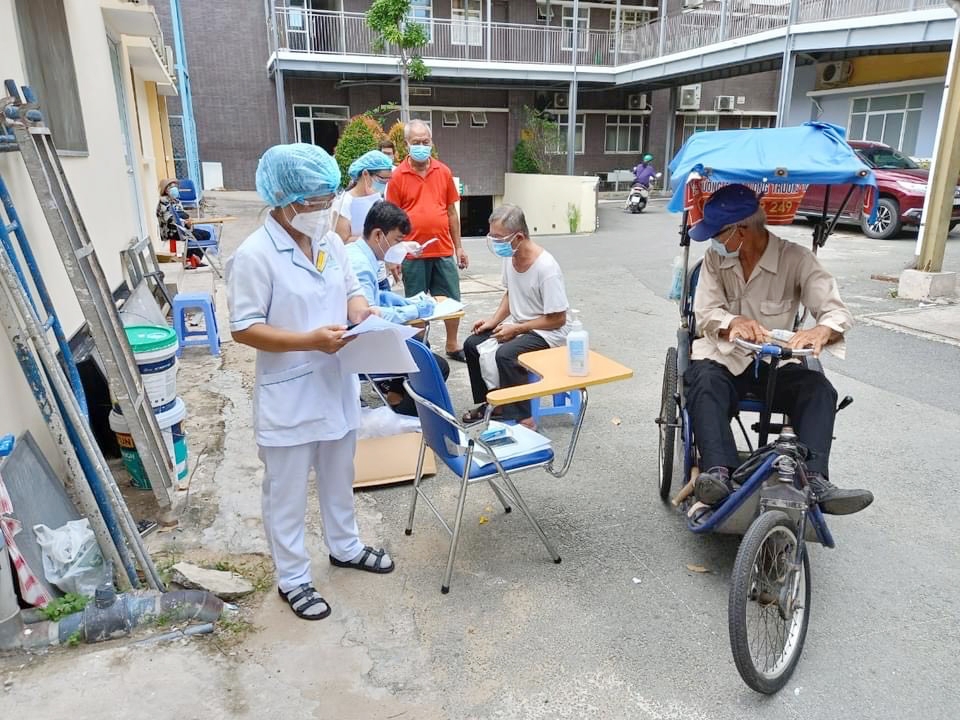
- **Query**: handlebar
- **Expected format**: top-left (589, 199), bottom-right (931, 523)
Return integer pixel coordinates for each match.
top-left (734, 337), bottom-right (815, 358)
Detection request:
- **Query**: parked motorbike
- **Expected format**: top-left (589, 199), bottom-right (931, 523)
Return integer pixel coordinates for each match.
top-left (625, 172), bottom-right (662, 214)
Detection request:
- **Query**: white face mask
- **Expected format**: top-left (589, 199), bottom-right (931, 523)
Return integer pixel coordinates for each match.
top-left (289, 207), bottom-right (332, 240)
top-left (383, 240), bottom-right (420, 265)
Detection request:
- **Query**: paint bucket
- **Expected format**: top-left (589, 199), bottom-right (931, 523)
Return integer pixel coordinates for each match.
top-left (124, 325), bottom-right (178, 408)
top-left (109, 397), bottom-right (188, 490)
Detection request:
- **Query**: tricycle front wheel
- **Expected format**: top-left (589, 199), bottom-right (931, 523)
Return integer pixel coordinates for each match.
top-left (729, 511), bottom-right (811, 694)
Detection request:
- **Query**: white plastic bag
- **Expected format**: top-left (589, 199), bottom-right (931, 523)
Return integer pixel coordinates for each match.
top-left (357, 406), bottom-right (422, 440)
top-left (33, 519), bottom-right (107, 597)
top-left (477, 338), bottom-right (501, 390)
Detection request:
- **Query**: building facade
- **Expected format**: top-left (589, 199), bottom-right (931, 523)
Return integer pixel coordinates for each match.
top-left (1, 0), bottom-right (177, 464)
top-left (156, 1), bottom-right (781, 228)
top-left (156, 1), bottom-right (952, 234)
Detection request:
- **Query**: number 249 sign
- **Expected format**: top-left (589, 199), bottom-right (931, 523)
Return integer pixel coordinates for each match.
top-left (684, 179), bottom-right (809, 226)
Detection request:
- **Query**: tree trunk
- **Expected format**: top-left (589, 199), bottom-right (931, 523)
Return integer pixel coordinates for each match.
top-left (400, 66), bottom-right (410, 123)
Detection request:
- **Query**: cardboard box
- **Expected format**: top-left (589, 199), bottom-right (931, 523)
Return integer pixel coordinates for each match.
top-left (354, 432), bottom-right (437, 489)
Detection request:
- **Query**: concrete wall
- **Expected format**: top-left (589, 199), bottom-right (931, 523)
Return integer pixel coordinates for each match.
top-left (504, 173), bottom-right (598, 236)
top-left (0, 0), bottom-right (148, 465)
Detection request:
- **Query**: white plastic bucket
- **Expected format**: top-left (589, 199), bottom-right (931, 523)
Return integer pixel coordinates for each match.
top-left (125, 326), bottom-right (178, 408)
top-left (109, 397), bottom-right (188, 489)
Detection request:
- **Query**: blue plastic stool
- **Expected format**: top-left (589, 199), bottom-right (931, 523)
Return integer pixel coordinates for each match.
top-left (172, 292), bottom-right (220, 356)
top-left (528, 373), bottom-right (582, 423)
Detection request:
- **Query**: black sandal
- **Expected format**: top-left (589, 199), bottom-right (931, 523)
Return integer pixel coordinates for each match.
top-left (278, 583), bottom-right (331, 620)
top-left (329, 546), bottom-right (395, 574)
top-left (461, 404), bottom-right (488, 423)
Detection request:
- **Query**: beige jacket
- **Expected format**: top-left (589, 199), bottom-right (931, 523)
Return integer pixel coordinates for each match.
top-left (691, 232), bottom-right (853, 376)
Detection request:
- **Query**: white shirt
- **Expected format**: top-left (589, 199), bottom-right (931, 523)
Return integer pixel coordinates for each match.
top-left (226, 215), bottom-right (364, 447)
top-left (501, 249), bottom-right (571, 348)
top-left (336, 191), bottom-right (387, 282)
top-left (336, 191), bottom-right (383, 239)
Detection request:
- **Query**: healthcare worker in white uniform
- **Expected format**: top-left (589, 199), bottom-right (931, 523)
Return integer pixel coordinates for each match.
top-left (227, 143), bottom-right (395, 621)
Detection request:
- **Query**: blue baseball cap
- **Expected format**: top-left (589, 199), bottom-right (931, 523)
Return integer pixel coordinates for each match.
top-left (689, 183), bottom-right (760, 242)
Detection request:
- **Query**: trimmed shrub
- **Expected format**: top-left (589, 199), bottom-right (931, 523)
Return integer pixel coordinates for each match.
top-left (387, 121), bottom-right (408, 162)
top-left (512, 139), bottom-right (540, 174)
top-left (334, 115), bottom-right (386, 186)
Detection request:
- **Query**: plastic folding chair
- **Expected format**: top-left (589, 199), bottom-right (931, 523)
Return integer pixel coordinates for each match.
top-left (174, 217), bottom-right (222, 277)
top-left (402, 338), bottom-right (561, 593)
top-left (177, 178), bottom-right (201, 212)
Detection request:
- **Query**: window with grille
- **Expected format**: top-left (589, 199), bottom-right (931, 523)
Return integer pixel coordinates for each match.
top-left (740, 115), bottom-right (773, 129)
top-left (605, 114), bottom-right (646, 153)
top-left (547, 113), bottom-right (586, 154)
top-left (680, 114), bottom-right (719, 146)
top-left (848, 92), bottom-right (923, 154)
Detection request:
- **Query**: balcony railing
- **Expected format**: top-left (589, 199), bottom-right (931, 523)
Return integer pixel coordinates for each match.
top-left (270, 1), bottom-right (949, 69)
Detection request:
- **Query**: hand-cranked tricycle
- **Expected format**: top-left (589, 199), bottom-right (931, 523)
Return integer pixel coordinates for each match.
top-left (655, 122), bottom-right (878, 693)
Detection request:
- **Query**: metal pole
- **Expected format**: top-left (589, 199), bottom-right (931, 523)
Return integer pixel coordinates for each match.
top-left (719, 0), bottom-right (728, 41)
top-left (664, 86), bottom-right (678, 189)
top-left (914, 6), bottom-right (960, 271)
top-left (614, 0), bottom-right (622, 66)
top-left (486, 0), bottom-right (492, 62)
top-left (170, 0), bottom-right (201, 186)
top-left (566, 0), bottom-right (580, 176)
top-left (658, 0), bottom-right (667, 57)
top-left (775, 0), bottom-right (799, 127)
top-left (275, 68), bottom-right (289, 144)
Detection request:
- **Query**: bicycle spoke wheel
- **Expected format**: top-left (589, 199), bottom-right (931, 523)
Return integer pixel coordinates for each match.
top-left (658, 347), bottom-right (679, 501)
top-left (729, 511), bottom-right (811, 694)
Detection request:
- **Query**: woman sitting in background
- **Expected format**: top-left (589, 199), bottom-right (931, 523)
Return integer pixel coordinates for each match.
top-left (157, 178), bottom-right (209, 269)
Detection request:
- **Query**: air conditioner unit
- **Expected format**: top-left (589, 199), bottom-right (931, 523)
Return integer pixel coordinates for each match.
top-left (554, 92), bottom-right (569, 109)
top-left (409, 86), bottom-right (433, 97)
top-left (715, 95), bottom-right (735, 112)
top-left (678, 84), bottom-right (701, 110)
top-left (627, 93), bottom-right (648, 111)
top-left (683, 0), bottom-right (704, 9)
top-left (818, 61), bottom-right (852, 86)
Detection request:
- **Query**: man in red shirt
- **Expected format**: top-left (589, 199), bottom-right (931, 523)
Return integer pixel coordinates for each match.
top-left (386, 119), bottom-right (469, 361)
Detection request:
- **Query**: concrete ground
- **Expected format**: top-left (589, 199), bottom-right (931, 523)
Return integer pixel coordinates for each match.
top-left (3, 193), bottom-right (959, 719)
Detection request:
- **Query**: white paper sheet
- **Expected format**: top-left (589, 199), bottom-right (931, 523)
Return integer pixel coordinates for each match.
top-left (344, 314), bottom-right (419, 339)
top-left (423, 298), bottom-right (465, 321)
top-left (338, 316), bottom-right (420, 374)
top-left (470, 422), bottom-right (552, 467)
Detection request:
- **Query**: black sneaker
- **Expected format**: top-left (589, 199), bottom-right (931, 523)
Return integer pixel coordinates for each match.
top-left (809, 474), bottom-right (874, 515)
top-left (694, 466), bottom-right (733, 506)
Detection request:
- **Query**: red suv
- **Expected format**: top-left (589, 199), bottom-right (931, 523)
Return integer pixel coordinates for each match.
top-left (796, 140), bottom-right (960, 239)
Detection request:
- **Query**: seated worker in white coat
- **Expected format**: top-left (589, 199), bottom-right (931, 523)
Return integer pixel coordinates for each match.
top-left (226, 143), bottom-right (395, 622)
top-left (344, 200), bottom-right (451, 416)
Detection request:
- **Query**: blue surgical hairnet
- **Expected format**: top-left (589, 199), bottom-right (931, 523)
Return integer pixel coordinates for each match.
top-left (348, 150), bottom-right (395, 179)
top-left (255, 143), bottom-right (341, 208)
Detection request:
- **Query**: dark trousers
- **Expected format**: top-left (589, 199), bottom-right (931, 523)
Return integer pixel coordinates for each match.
top-left (187, 228), bottom-right (210, 261)
top-left (463, 330), bottom-right (549, 420)
top-left (683, 359), bottom-right (838, 476)
top-left (382, 352), bottom-right (449, 417)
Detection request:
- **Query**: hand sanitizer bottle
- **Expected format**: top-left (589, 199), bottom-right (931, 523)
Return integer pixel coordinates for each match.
top-left (567, 309), bottom-right (589, 376)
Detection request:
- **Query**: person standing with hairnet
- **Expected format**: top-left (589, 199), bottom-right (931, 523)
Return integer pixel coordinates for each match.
top-left (227, 143), bottom-right (395, 621)
top-left (333, 150), bottom-right (395, 290)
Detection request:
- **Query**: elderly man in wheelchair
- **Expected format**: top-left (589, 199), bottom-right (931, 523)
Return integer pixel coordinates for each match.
top-left (684, 183), bottom-right (873, 515)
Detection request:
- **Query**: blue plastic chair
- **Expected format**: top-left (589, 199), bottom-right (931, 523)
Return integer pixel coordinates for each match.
top-left (177, 178), bottom-right (200, 211)
top-left (528, 372), bottom-right (582, 424)
top-left (403, 338), bottom-right (561, 593)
